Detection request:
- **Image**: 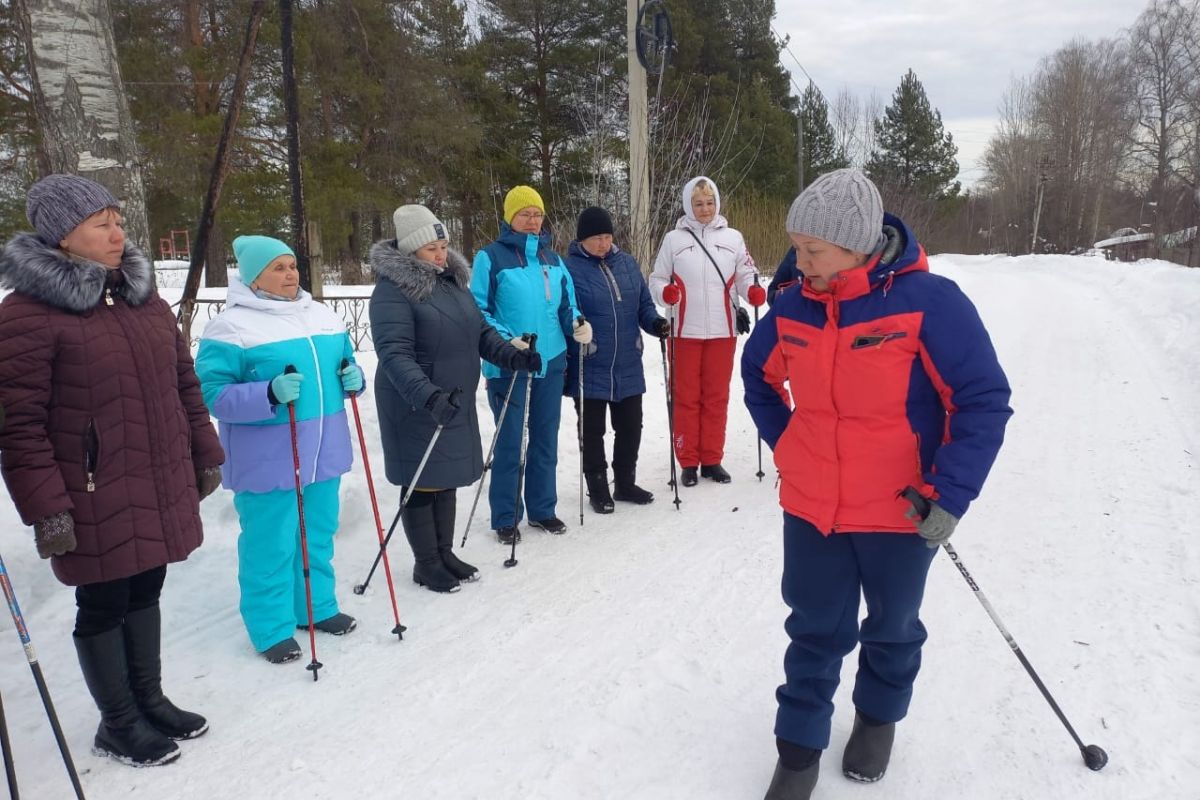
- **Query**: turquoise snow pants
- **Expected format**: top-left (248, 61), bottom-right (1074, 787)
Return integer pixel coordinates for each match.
top-left (233, 477), bottom-right (342, 652)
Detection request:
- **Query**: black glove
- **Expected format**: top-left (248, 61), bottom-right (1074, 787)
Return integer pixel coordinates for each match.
top-left (425, 389), bottom-right (461, 426)
top-left (196, 466), bottom-right (223, 501)
top-left (736, 306), bottom-right (751, 335)
top-left (512, 349), bottom-right (543, 374)
top-left (652, 317), bottom-right (671, 339)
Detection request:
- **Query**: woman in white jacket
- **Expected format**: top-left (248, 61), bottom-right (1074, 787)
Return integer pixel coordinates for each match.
top-left (649, 176), bottom-right (765, 485)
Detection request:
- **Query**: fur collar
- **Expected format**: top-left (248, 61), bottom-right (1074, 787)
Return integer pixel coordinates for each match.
top-left (0, 232), bottom-right (154, 313)
top-left (369, 240), bottom-right (470, 302)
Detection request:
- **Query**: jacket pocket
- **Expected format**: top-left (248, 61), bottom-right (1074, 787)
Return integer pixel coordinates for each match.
top-left (83, 418), bottom-right (101, 493)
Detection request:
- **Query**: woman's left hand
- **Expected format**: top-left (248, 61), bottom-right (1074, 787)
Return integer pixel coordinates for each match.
top-left (339, 363), bottom-right (363, 393)
top-left (196, 466), bottom-right (223, 501)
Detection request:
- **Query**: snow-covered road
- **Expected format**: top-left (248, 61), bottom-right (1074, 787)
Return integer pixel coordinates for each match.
top-left (1, 254), bottom-right (1196, 799)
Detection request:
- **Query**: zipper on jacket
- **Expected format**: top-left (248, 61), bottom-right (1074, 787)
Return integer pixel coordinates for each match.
top-left (84, 419), bottom-right (100, 492)
top-left (600, 260), bottom-right (619, 401)
top-left (301, 318), bottom-right (326, 486)
top-left (104, 288), bottom-right (114, 306)
top-left (542, 264), bottom-right (551, 301)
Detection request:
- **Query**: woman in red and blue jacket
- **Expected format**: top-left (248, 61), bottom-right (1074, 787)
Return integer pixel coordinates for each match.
top-left (742, 169), bottom-right (1012, 799)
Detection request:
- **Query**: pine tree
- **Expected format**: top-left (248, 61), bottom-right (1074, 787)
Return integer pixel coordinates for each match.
top-left (866, 69), bottom-right (960, 201)
top-left (658, 0), bottom-right (798, 204)
top-left (798, 83), bottom-right (848, 188)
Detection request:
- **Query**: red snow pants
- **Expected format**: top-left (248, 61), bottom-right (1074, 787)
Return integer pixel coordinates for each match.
top-left (669, 336), bottom-right (736, 468)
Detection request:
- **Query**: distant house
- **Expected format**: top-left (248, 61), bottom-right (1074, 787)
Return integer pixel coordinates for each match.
top-left (1092, 226), bottom-right (1199, 266)
top-left (1093, 228), bottom-right (1152, 262)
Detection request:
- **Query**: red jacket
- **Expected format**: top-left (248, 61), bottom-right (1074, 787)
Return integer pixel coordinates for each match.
top-left (742, 216), bottom-right (1011, 534)
top-left (0, 233), bottom-right (224, 586)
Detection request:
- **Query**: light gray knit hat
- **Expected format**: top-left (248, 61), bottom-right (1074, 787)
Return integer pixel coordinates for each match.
top-left (392, 204), bottom-right (448, 254)
top-left (26, 174), bottom-right (120, 245)
top-left (786, 168), bottom-right (884, 254)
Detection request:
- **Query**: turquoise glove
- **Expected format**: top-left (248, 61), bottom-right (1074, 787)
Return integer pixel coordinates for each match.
top-left (269, 372), bottom-right (304, 405)
top-left (339, 363), bottom-right (363, 393)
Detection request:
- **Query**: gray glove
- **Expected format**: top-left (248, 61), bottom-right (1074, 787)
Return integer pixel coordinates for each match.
top-left (905, 498), bottom-right (959, 549)
top-left (34, 511), bottom-right (76, 559)
top-left (196, 466), bottom-right (223, 501)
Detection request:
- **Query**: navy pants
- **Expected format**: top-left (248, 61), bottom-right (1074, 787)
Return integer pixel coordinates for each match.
top-left (486, 353), bottom-right (566, 529)
top-left (776, 513), bottom-right (938, 750)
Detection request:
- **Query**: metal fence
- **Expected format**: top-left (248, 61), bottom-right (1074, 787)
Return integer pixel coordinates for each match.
top-left (185, 295), bottom-right (374, 352)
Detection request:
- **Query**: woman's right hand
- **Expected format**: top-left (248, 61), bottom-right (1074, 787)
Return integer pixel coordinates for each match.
top-left (269, 371), bottom-right (304, 405)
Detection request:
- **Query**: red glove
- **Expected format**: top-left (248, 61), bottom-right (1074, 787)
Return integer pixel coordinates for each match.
top-left (747, 284), bottom-right (766, 307)
top-left (662, 283), bottom-right (681, 306)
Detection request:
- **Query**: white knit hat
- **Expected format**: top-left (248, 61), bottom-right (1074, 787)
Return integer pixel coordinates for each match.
top-left (392, 204), bottom-right (448, 254)
top-left (786, 168), bottom-right (884, 254)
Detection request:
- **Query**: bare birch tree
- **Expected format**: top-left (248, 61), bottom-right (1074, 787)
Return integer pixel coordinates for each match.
top-left (1129, 0), bottom-right (1198, 248)
top-left (14, 0), bottom-right (149, 248)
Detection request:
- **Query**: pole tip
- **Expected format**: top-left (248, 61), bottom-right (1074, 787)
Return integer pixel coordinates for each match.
top-left (1083, 745), bottom-right (1108, 771)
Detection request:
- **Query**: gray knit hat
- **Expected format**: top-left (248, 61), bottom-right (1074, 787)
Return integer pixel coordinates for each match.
top-left (26, 174), bottom-right (120, 245)
top-left (393, 204), bottom-right (448, 254)
top-left (786, 168), bottom-right (884, 254)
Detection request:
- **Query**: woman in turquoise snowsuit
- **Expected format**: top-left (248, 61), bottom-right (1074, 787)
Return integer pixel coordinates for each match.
top-left (195, 236), bottom-right (364, 664)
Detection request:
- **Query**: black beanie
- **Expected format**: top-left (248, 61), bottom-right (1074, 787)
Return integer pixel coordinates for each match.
top-left (576, 206), bottom-right (614, 241)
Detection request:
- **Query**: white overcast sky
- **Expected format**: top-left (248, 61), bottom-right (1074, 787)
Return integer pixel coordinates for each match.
top-left (775, 0), bottom-right (1152, 187)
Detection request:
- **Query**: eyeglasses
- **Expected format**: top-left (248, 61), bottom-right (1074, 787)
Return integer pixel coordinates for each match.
top-left (514, 211), bottom-right (545, 221)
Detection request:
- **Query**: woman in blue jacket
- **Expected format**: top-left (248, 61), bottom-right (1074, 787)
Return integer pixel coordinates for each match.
top-left (471, 186), bottom-right (591, 543)
top-left (196, 236), bottom-right (364, 665)
top-left (564, 207), bottom-right (668, 513)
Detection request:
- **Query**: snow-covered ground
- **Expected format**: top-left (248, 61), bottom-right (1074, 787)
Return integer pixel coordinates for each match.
top-left (1, 254), bottom-right (1197, 799)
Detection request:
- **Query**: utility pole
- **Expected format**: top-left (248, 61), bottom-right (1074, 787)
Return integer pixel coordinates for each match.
top-left (1030, 155), bottom-right (1052, 254)
top-left (628, 0), bottom-right (650, 268)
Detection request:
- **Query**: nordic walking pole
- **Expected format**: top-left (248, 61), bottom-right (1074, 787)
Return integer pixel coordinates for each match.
top-left (284, 365), bottom-right (322, 681)
top-left (753, 274), bottom-right (765, 482)
top-left (354, 405), bottom-right (452, 596)
top-left (576, 315), bottom-right (587, 526)
top-left (460, 370), bottom-right (520, 548)
top-left (341, 360), bottom-right (405, 640)
top-left (0, 552), bottom-right (85, 799)
top-left (0, 690), bottom-right (16, 799)
top-left (902, 487), bottom-right (1109, 771)
top-left (505, 334), bottom-right (537, 569)
top-left (662, 305), bottom-right (681, 510)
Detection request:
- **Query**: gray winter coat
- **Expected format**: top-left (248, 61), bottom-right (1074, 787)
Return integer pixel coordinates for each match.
top-left (369, 242), bottom-right (522, 489)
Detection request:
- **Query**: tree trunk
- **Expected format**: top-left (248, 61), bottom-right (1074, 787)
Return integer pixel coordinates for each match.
top-left (206, 219), bottom-right (227, 287)
top-left (16, 0), bottom-right (150, 249)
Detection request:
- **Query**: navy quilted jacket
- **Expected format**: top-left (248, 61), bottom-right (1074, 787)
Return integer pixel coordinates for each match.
top-left (564, 241), bottom-right (663, 402)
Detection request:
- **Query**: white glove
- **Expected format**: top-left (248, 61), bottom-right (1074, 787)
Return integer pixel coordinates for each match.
top-left (510, 337), bottom-right (530, 351)
top-left (573, 319), bottom-right (593, 345)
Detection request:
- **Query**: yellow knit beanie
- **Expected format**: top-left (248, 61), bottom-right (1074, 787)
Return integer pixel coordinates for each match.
top-left (503, 185), bottom-right (545, 224)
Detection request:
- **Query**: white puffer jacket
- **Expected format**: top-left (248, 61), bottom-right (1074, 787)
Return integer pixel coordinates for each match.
top-left (649, 176), bottom-right (758, 339)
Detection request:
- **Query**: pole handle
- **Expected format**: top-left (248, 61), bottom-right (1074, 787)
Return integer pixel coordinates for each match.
top-left (901, 486), bottom-right (931, 520)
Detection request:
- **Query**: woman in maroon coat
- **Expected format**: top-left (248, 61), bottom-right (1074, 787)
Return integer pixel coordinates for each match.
top-left (0, 175), bottom-right (224, 767)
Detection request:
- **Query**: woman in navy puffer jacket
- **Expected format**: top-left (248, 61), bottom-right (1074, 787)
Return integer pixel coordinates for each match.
top-left (565, 207), bottom-right (668, 513)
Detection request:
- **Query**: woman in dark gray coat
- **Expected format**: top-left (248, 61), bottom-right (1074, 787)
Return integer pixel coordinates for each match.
top-left (369, 205), bottom-right (540, 592)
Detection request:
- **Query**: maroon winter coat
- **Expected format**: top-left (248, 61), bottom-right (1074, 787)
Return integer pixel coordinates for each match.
top-left (0, 232), bottom-right (224, 586)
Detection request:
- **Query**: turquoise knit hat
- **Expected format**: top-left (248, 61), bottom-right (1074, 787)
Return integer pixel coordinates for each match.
top-left (233, 235), bottom-right (294, 285)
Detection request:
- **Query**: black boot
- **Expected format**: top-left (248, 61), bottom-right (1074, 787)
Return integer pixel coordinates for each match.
top-left (680, 466), bottom-right (699, 487)
top-left (433, 489), bottom-right (478, 582)
top-left (402, 495), bottom-right (461, 593)
top-left (584, 471), bottom-right (615, 513)
top-left (700, 463), bottom-right (732, 483)
top-left (842, 711), bottom-right (895, 782)
top-left (74, 628), bottom-right (180, 766)
top-left (612, 467), bottom-right (653, 504)
top-left (763, 759), bottom-right (819, 799)
top-left (123, 606), bottom-right (208, 740)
